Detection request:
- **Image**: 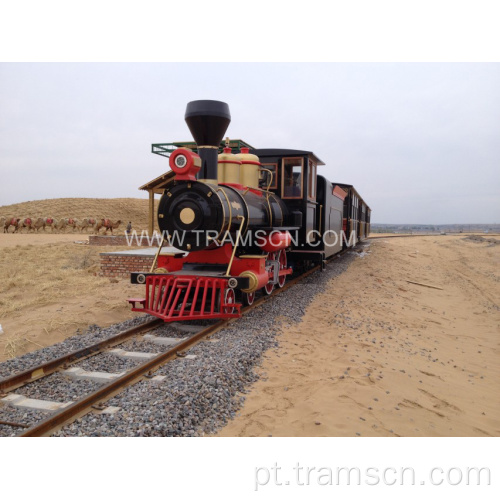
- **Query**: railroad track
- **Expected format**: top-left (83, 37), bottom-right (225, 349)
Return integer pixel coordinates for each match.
top-left (0, 262), bottom-right (324, 437)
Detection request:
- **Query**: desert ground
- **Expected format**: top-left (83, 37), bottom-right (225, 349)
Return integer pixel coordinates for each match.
top-left (0, 225), bottom-right (498, 436)
top-left (0, 233), bottom-right (138, 362)
top-left (218, 234), bottom-right (500, 437)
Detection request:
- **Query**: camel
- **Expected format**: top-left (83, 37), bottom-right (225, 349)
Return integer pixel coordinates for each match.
top-left (44, 217), bottom-right (56, 232)
top-left (4, 218), bottom-right (20, 233)
top-left (77, 217), bottom-right (97, 233)
top-left (95, 219), bottom-right (122, 235)
top-left (0, 217), bottom-right (5, 233)
top-left (54, 218), bottom-right (68, 232)
top-left (18, 218), bottom-right (35, 233)
top-left (66, 218), bottom-right (79, 232)
top-left (33, 217), bottom-right (46, 232)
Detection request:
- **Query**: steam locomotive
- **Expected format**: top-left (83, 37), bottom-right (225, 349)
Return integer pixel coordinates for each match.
top-left (128, 100), bottom-right (370, 321)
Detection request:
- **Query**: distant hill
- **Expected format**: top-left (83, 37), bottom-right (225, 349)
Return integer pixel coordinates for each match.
top-left (0, 197), bottom-right (159, 232)
top-left (371, 223), bottom-right (500, 234)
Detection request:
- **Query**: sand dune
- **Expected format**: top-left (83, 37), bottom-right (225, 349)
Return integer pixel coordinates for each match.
top-left (218, 235), bottom-right (500, 437)
top-left (0, 197), bottom-right (158, 232)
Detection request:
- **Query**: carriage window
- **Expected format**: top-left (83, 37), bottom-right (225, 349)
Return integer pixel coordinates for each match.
top-left (308, 160), bottom-right (316, 200)
top-left (282, 158), bottom-right (303, 199)
top-left (261, 163), bottom-right (277, 189)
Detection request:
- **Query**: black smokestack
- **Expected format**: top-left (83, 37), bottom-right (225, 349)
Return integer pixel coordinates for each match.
top-left (185, 100), bottom-right (231, 182)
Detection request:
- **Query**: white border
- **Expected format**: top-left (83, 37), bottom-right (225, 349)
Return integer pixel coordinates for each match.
top-left (0, 1), bottom-right (499, 62)
top-left (0, 438), bottom-right (498, 499)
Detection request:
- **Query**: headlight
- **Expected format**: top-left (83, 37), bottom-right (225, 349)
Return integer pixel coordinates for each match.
top-left (169, 148), bottom-right (201, 180)
top-left (174, 154), bottom-right (187, 169)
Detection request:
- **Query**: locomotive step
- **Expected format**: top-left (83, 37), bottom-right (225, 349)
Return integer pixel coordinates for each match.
top-left (127, 298), bottom-right (146, 307)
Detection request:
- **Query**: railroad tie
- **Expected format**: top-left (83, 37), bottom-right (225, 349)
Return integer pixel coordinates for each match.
top-left (1, 393), bottom-right (72, 412)
top-left (62, 367), bottom-right (126, 383)
top-left (143, 334), bottom-right (187, 346)
top-left (169, 322), bottom-right (206, 334)
top-left (108, 348), bottom-right (158, 359)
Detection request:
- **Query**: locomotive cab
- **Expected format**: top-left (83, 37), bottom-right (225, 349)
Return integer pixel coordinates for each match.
top-left (253, 149), bottom-right (323, 248)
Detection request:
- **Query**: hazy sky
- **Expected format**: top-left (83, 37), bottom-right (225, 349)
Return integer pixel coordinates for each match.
top-left (0, 63), bottom-right (499, 224)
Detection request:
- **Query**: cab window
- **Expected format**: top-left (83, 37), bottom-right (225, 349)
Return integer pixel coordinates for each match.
top-left (261, 163), bottom-right (277, 189)
top-left (308, 160), bottom-right (317, 200)
top-left (282, 158), bottom-right (303, 199)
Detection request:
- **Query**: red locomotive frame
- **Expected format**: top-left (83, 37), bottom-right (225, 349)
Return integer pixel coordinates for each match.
top-left (128, 243), bottom-right (292, 321)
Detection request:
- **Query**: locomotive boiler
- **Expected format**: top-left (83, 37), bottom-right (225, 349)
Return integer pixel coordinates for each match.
top-left (129, 100), bottom-right (371, 322)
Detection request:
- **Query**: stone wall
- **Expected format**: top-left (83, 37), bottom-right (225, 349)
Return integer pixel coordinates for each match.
top-left (100, 254), bottom-right (154, 279)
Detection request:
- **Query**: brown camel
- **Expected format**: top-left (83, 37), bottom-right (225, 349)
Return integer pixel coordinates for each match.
top-left (95, 219), bottom-right (122, 235)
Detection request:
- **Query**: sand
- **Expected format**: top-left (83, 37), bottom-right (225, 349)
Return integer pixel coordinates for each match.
top-left (0, 233), bottom-right (87, 248)
top-left (0, 233), bottom-right (138, 362)
top-left (218, 234), bottom-right (500, 437)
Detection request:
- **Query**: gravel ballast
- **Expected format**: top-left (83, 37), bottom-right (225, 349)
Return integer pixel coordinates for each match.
top-left (0, 315), bottom-right (153, 380)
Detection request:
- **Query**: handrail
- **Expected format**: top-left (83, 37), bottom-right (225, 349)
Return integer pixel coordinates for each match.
top-left (225, 216), bottom-right (245, 276)
top-left (216, 187), bottom-right (232, 245)
top-left (150, 233), bottom-right (165, 272)
top-left (259, 167), bottom-right (274, 192)
top-left (259, 167), bottom-right (274, 227)
top-left (319, 205), bottom-right (323, 237)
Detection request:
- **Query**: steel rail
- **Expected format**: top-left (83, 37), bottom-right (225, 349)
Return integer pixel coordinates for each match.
top-left (0, 318), bottom-right (163, 393)
top-left (18, 261), bottom-right (327, 437)
top-left (19, 318), bottom-right (230, 437)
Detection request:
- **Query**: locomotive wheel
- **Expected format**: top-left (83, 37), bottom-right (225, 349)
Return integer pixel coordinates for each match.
top-left (277, 250), bottom-right (287, 288)
top-left (242, 291), bottom-right (255, 306)
top-left (222, 288), bottom-right (236, 314)
top-left (263, 282), bottom-right (274, 295)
